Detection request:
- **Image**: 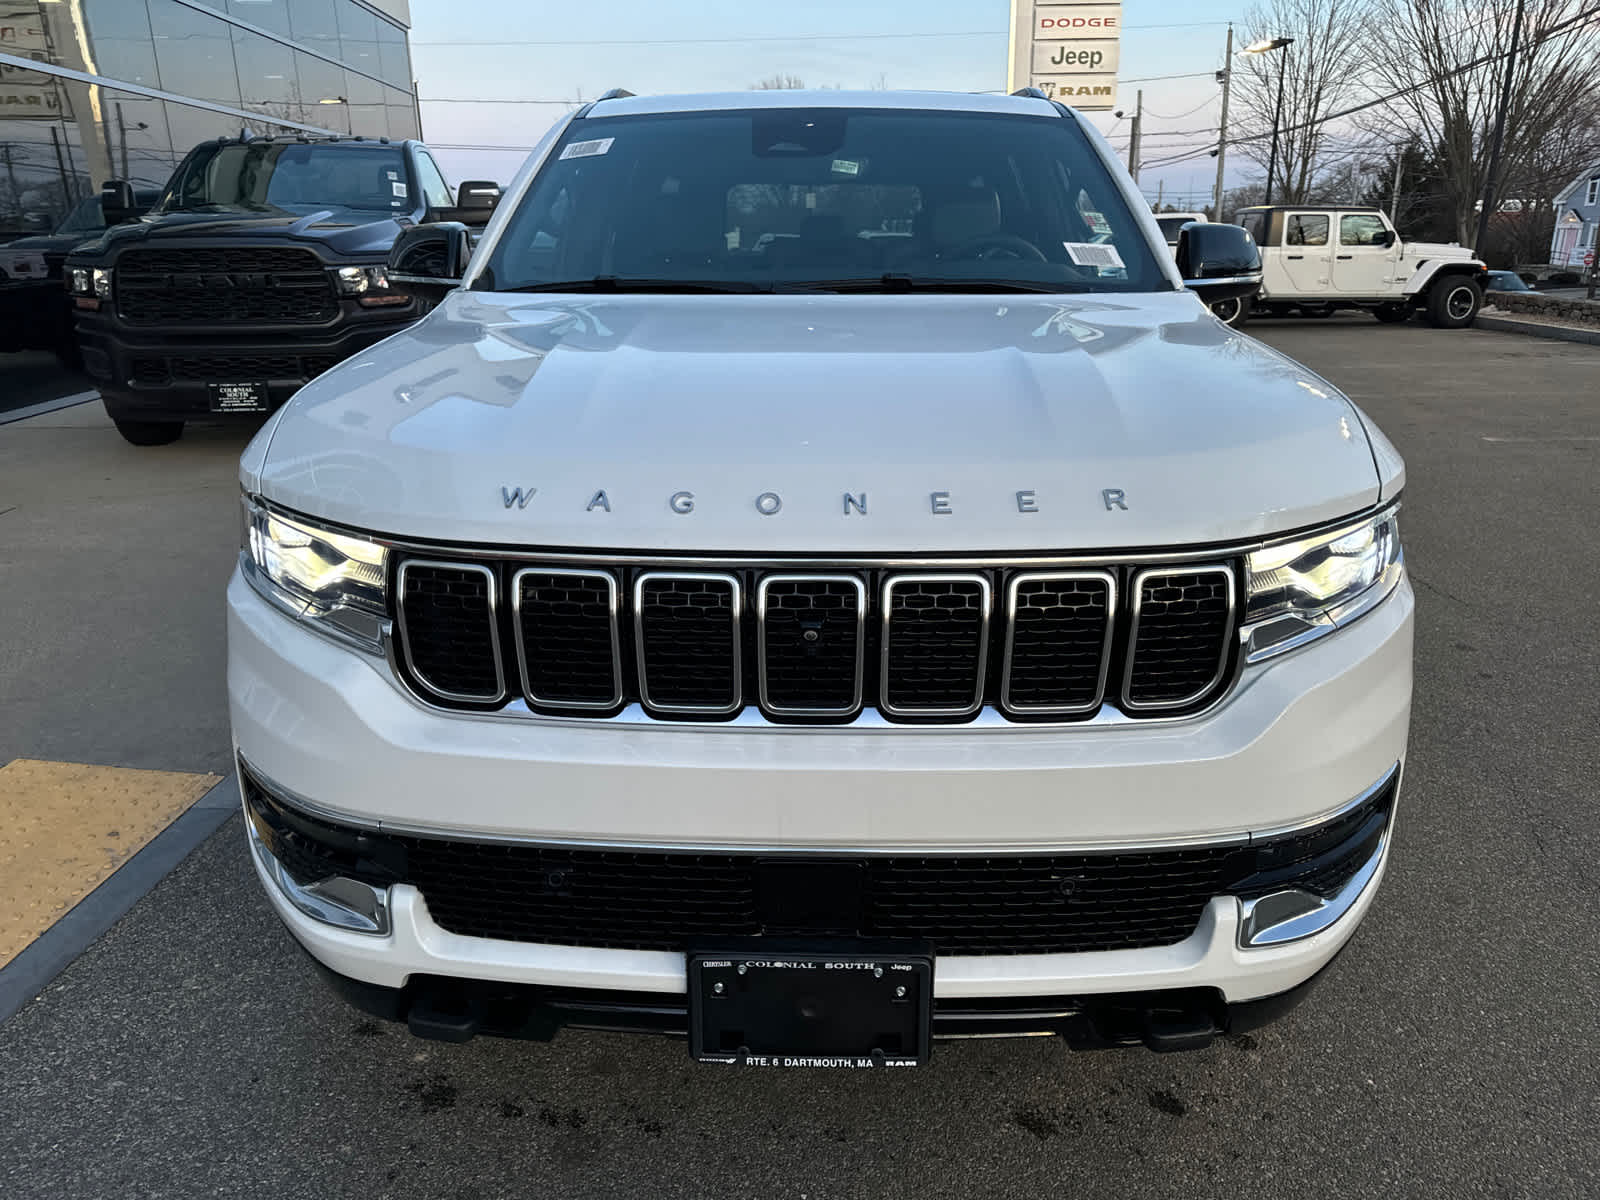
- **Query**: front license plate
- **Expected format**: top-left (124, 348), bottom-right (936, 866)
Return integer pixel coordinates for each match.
top-left (207, 381), bottom-right (270, 413)
top-left (688, 941), bottom-right (933, 1068)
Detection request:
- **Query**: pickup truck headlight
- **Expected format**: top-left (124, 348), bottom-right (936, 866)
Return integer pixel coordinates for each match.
top-left (333, 265), bottom-right (409, 307)
top-left (1242, 504), bottom-right (1403, 661)
top-left (67, 266), bottom-right (93, 295)
top-left (242, 497), bottom-right (388, 651)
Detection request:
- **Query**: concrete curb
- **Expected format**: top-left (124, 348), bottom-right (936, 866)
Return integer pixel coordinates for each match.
top-left (1477, 314), bottom-right (1600, 348)
top-left (0, 389), bottom-right (100, 426)
top-left (0, 772), bottom-right (238, 1026)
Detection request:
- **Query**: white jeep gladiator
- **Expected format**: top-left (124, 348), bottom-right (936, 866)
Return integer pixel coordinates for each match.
top-left (229, 89), bottom-right (1412, 1067)
top-left (1235, 204), bottom-right (1488, 327)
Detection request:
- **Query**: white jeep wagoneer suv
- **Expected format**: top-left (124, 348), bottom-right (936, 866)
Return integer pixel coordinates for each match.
top-left (228, 88), bottom-right (1411, 1067)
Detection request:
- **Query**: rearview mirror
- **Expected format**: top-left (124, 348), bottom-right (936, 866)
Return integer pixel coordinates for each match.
top-left (386, 222), bottom-right (474, 308)
top-left (100, 179), bottom-right (137, 226)
top-left (1176, 223), bottom-right (1262, 305)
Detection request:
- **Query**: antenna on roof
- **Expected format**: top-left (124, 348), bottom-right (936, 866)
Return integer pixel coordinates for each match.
top-left (1010, 87), bottom-right (1048, 100)
top-left (597, 88), bottom-right (635, 100)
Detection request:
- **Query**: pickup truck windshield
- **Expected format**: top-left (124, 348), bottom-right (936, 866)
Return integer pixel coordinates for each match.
top-left (480, 107), bottom-right (1170, 294)
top-left (158, 142), bottom-right (409, 216)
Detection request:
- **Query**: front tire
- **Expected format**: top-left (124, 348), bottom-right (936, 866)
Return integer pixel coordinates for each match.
top-left (1373, 303), bottom-right (1411, 324)
top-left (113, 419), bottom-right (184, 446)
top-left (1426, 278), bottom-right (1481, 328)
top-left (1209, 295), bottom-right (1249, 328)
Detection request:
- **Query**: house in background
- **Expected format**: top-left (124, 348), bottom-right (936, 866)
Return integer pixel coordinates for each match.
top-left (1549, 161), bottom-right (1600, 267)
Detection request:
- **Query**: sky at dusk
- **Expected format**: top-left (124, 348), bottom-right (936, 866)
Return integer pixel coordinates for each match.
top-left (409, 0), bottom-right (1252, 211)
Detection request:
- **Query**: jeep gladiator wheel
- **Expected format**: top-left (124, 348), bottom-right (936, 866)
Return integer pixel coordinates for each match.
top-left (1426, 278), bottom-right (1481, 328)
top-left (1373, 303), bottom-right (1411, 324)
top-left (1209, 295), bottom-right (1249, 328)
top-left (113, 419), bottom-right (184, 446)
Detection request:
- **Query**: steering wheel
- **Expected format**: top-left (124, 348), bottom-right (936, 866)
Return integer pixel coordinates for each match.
top-left (944, 233), bottom-right (1048, 263)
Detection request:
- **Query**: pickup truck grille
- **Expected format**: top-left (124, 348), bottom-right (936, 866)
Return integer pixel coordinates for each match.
top-left (393, 556), bottom-right (1240, 723)
top-left (115, 245), bottom-right (337, 325)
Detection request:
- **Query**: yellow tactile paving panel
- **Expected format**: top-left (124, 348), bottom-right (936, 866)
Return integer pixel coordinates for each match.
top-left (0, 759), bottom-right (221, 968)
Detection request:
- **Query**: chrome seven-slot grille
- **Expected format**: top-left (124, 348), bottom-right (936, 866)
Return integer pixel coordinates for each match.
top-left (393, 555), bottom-right (1240, 724)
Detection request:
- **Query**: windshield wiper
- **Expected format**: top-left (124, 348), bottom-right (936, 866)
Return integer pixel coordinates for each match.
top-left (503, 276), bottom-right (766, 294)
top-left (777, 274), bottom-right (1089, 294)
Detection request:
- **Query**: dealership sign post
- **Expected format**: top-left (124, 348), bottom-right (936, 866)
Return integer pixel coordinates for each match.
top-left (1007, 0), bottom-right (1120, 111)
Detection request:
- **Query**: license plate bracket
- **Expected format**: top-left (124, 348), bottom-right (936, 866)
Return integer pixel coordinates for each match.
top-left (688, 939), bottom-right (933, 1068)
top-left (207, 381), bottom-right (271, 413)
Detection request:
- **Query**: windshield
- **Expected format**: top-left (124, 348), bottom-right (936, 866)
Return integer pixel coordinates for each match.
top-left (55, 196), bottom-right (107, 235)
top-left (159, 142), bottom-right (410, 216)
top-left (479, 107), bottom-right (1169, 294)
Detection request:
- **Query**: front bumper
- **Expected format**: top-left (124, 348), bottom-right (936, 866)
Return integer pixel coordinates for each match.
top-left (229, 565), bottom-right (1412, 1018)
top-left (76, 310), bottom-right (416, 420)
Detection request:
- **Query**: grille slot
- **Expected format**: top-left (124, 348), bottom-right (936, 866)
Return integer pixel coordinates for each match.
top-left (880, 574), bottom-right (991, 717)
top-left (115, 245), bottom-right (336, 325)
top-left (757, 575), bottom-right (866, 716)
top-left (634, 573), bottom-right (742, 715)
top-left (1002, 571), bottom-right (1116, 715)
top-left (396, 562), bottom-right (505, 703)
top-left (129, 352), bottom-right (345, 386)
top-left (1124, 567), bottom-right (1236, 710)
top-left (513, 569), bottom-right (623, 710)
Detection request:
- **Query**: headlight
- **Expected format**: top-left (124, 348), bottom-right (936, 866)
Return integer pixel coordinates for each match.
top-left (1242, 504), bottom-right (1403, 661)
top-left (93, 267), bottom-right (113, 298)
top-left (68, 266), bottom-right (93, 295)
top-left (242, 497), bottom-right (388, 650)
top-left (334, 265), bottom-right (409, 306)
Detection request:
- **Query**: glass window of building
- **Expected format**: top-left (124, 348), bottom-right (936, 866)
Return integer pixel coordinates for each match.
top-left (147, 0), bottom-right (244, 107)
top-left (226, 0), bottom-right (294, 40)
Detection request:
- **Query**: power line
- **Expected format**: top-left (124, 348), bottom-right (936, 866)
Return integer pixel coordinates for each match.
top-left (412, 22), bottom-right (1231, 48)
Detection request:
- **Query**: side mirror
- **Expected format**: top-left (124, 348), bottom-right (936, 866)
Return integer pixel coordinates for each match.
top-left (100, 179), bottom-right (137, 226)
top-left (457, 180), bottom-right (501, 211)
top-left (1377, 229), bottom-right (1396, 248)
top-left (1175, 222), bottom-right (1262, 305)
top-left (425, 180), bottom-right (502, 226)
top-left (387, 222), bottom-right (473, 307)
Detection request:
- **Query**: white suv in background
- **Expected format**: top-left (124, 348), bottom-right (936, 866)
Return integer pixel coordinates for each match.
top-left (229, 89), bottom-right (1410, 1069)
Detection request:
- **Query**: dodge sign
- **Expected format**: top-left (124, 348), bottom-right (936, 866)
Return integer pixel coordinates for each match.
top-left (1009, 0), bottom-right (1121, 111)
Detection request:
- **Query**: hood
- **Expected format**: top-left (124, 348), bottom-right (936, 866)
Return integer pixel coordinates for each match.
top-left (251, 290), bottom-right (1384, 553)
top-left (1402, 240), bottom-right (1476, 261)
top-left (72, 209), bottom-right (410, 261)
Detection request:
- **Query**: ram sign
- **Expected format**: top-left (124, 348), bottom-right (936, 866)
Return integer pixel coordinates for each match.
top-left (1008, 0), bottom-right (1121, 111)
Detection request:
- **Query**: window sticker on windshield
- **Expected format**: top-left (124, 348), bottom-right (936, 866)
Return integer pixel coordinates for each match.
top-left (1064, 242), bottom-right (1125, 270)
top-left (387, 170), bottom-right (398, 180)
top-left (831, 158), bottom-right (861, 176)
top-left (392, 181), bottom-right (407, 197)
top-left (560, 137), bottom-right (615, 161)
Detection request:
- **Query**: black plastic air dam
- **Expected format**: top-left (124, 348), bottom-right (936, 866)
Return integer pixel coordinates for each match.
top-left (303, 952), bottom-right (1343, 1054)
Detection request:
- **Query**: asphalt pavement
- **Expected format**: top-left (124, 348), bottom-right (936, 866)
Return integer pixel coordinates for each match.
top-left (1, 316), bottom-right (1597, 1198)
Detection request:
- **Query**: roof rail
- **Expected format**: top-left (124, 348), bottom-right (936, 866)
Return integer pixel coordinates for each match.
top-left (597, 88), bottom-right (635, 100)
top-left (1011, 87), bottom-right (1049, 100)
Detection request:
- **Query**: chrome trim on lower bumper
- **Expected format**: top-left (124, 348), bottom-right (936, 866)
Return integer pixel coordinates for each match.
top-left (1237, 829), bottom-right (1389, 948)
top-left (245, 805), bottom-right (392, 936)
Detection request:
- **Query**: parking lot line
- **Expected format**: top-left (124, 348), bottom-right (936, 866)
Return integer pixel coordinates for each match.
top-left (0, 759), bottom-right (220, 969)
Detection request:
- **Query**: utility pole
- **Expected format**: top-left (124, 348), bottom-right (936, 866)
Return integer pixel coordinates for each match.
top-left (116, 102), bottom-right (130, 179)
top-left (1156, 178), bottom-right (1164, 209)
top-left (1212, 24), bottom-right (1233, 222)
top-left (49, 125), bottom-right (73, 207)
top-left (1390, 148), bottom-right (1404, 220)
top-left (1127, 90), bottom-right (1143, 185)
top-left (1475, 0), bottom-right (1525, 254)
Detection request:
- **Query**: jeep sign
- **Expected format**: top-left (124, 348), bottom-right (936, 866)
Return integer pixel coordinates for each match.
top-left (1009, 0), bottom-right (1121, 111)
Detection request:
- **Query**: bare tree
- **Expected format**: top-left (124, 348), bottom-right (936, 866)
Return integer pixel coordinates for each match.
top-left (1230, 0), bottom-right (1371, 204)
top-left (751, 75), bottom-right (806, 90)
top-left (1365, 0), bottom-right (1600, 245)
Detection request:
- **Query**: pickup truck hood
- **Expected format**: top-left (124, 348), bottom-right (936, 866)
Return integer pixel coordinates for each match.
top-left (251, 290), bottom-right (1384, 553)
top-left (72, 209), bottom-right (408, 261)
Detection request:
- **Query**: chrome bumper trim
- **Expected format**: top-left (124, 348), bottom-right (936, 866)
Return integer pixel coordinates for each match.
top-left (245, 804), bottom-right (392, 936)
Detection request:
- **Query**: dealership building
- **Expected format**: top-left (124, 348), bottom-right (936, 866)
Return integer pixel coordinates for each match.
top-left (0, 0), bottom-right (417, 233)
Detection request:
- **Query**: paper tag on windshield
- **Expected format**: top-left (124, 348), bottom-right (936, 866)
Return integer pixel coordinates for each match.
top-left (1064, 242), bottom-right (1125, 270)
top-left (560, 137), bottom-right (615, 160)
top-left (391, 181), bottom-right (407, 197)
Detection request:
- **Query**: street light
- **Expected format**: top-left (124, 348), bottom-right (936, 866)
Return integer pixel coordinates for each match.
top-left (318, 96), bottom-right (351, 135)
top-left (1242, 36), bottom-right (1294, 207)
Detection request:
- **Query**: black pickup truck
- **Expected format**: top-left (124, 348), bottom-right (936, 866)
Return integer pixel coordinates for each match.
top-left (65, 134), bottom-right (497, 445)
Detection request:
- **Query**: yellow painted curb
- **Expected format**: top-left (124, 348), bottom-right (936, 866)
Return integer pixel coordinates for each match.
top-left (0, 759), bottom-right (223, 969)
